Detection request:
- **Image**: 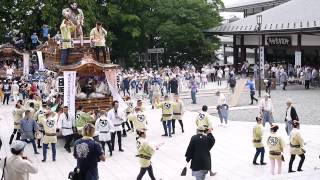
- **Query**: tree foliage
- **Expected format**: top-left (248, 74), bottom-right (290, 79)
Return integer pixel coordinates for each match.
top-left (0, 0), bottom-right (223, 67)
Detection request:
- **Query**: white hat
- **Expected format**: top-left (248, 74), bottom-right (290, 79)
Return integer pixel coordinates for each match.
top-left (11, 140), bottom-right (27, 151)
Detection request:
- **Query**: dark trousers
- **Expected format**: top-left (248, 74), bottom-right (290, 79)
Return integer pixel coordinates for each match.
top-left (3, 93), bottom-right (10, 105)
top-left (289, 154), bottom-right (305, 171)
top-left (191, 91), bottom-right (197, 104)
top-left (0, 138), bottom-right (2, 151)
top-left (129, 121), bottom-right (134, 131)
top-left (253, 147), bottom-right (265, 163)
top-left (283, 82), bottom-right (287, 90)
top-left (172, 119), bottom-right (184, 133)
top-left (22, 139), bottom-right (38, 153)
top-left (94, 46), bottom-right (107, 63)
top-left (64, 134), bottom-right (74, 149)
top-left (111, 131), bottom-right (122, 150)
top-left (43, 143), bottom-right (56, 161)
top-left (210, 73), bottom-right (216, 82)
top-left (123, 88), bottom-right (130, 96)
top-left (100, 141), bottom-right (112, 155)
top-left (250, 91), bottom-right (258, 104)
top-left (305, 80), bottom-right (310, 89)
top-left (137, 165), bottom-right (156, 180)
top-left (61, 48), bottom-right (71, 65)
top-left (162, 120), bottom-right (172, 136)
top-left (122, 122), bottom-right (131, 136)
top-left (9, 129), bottom-right (21, 145)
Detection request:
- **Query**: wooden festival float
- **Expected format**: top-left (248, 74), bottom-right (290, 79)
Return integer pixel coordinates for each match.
top-left (0, 44), bottom-right (25, 79)
top-left (42, 38), bottom-right (111, 71)
top-left (57, 53), bottom-right (118, 112)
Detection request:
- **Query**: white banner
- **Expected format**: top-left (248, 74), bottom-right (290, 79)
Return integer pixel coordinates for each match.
top-left (259, 46), bottom-right (265, 78)
top-left (63, 71), bottom-right (77, 125)
top-left (295, 51), bottom-right (302, 66)
top-left (106, 78), bottom-right (127, 113)
top-left (22, 53), bottom-right (29, 76)
top-left (36, 51), bottom-right (44, 71)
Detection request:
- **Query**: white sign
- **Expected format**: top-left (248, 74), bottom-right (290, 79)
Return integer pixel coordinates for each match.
top-left (36, 51), bottom-right (44, 71)
top-left (148, 48), bottom-right (164, 53)
top-left (259, 46), bottom-right (265, 78)
top-left (295, 51), bottom-right (302, 66)
top-left (22, 53), bottom-right (29, 76)
top-left (63, 71), bottom-right (77, 126)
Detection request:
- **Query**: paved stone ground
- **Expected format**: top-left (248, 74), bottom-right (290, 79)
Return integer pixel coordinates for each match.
top-left (1, 101), bottom-right (320, 180)
top-left (182, 81), bottom-right (320, 125)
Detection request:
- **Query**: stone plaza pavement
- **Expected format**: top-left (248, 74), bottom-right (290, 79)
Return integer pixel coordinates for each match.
top-left (182, 81), bottom-right (320, 125)
top-left (1, 102), bottom-right (320, 180)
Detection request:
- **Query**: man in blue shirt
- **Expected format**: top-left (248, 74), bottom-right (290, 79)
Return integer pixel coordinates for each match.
top-left (20, 110), bottom-right (40, 154)
top-left (31, 33), bottom-right (40, 50)
top-left (74, 123), bottom-right (106, 180)
top-left (246, 76), bottom-right (258, 105)
top-left (42, 25), bottom-right (50, 41)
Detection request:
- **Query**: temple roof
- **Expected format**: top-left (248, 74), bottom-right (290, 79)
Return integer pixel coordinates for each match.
top-left (208, 0), bottom-right (320, 35)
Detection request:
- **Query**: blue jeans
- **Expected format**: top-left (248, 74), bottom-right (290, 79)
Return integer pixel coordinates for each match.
top-left (22, 139), bottom-right (38, 154)
top-left (192, 170), bottom-right (208, 180)
top-left (262, 111), bottom-right (273, 126)
top-left (253, 147), bottom-right (265, 163)
top-left (218, 105), bottom-right (229, 124)
top-left (43, 143), bottom-right (56, 161)
top-left (61, 48), bottom-right (71, 65)
top-left (285, 120), bottom-right (293, 136)
top-left (191, 91), bottom-right (197, 104)
top-left (162, 120), bottom-right (172, 136)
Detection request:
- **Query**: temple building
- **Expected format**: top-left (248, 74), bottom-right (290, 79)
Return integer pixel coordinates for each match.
top-left (208, 0), bottom-right (320, 73)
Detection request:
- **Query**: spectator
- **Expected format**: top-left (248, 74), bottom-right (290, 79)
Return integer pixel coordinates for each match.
top-left (0, 140), bottom-right (38, 180)
top-left (190, 78), bottom-right (197, 104)
top-left (280, 69), bottom-right (288, 90)
top-left (20, 110), bottom-right (40, 154)
top-left (185, 125), bottom-right (215, 180)
top-left (73, 123), bottom-right (106, 180)
top-left (2, 80), bottom-right (11, 105)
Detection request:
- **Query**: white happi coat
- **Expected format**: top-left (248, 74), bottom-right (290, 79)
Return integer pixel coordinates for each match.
top-left (95, 115), bottom-right (114, 142)
top-left (107, 109), bottom-right (124, 132)
top-left (59, 113), bottom-right (74, 136)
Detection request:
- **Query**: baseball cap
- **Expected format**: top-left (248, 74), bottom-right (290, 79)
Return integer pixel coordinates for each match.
top-left (11, 140), bottom-right (27, 151)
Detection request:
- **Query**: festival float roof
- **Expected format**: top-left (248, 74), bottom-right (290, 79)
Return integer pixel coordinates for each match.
top-left (208, 0), bottom-right (320, 35)
top-left (58, 53), bottom-right (119, 75)
top-left (0, 44), bottom-right (24, 57)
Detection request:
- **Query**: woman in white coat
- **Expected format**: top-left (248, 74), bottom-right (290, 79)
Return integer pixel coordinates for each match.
top-left (95, 109), bottom-right (115, 156)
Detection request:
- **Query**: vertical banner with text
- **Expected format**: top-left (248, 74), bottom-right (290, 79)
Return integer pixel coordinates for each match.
top-left (23, 53), bottom-right (30, 77)
top-left (259, 46), bottom-right (265, 78)
top-left (64, 71), bottom-right (77, 126)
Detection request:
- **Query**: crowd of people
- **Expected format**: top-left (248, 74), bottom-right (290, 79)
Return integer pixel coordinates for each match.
top-left (0, 64), bottom-right (309, 180)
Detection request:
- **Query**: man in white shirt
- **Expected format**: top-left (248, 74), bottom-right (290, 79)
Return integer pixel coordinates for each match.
top-left (216, 91), bottom-right (229, 127)
top-left (90, 21), bottom-right (108, 63)
top-left (0, 140), bottom-right (38, 180)
top-left (107, 101), bottom-right (124, 152)
top-left (259, 93), bottom-right (274, 127)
